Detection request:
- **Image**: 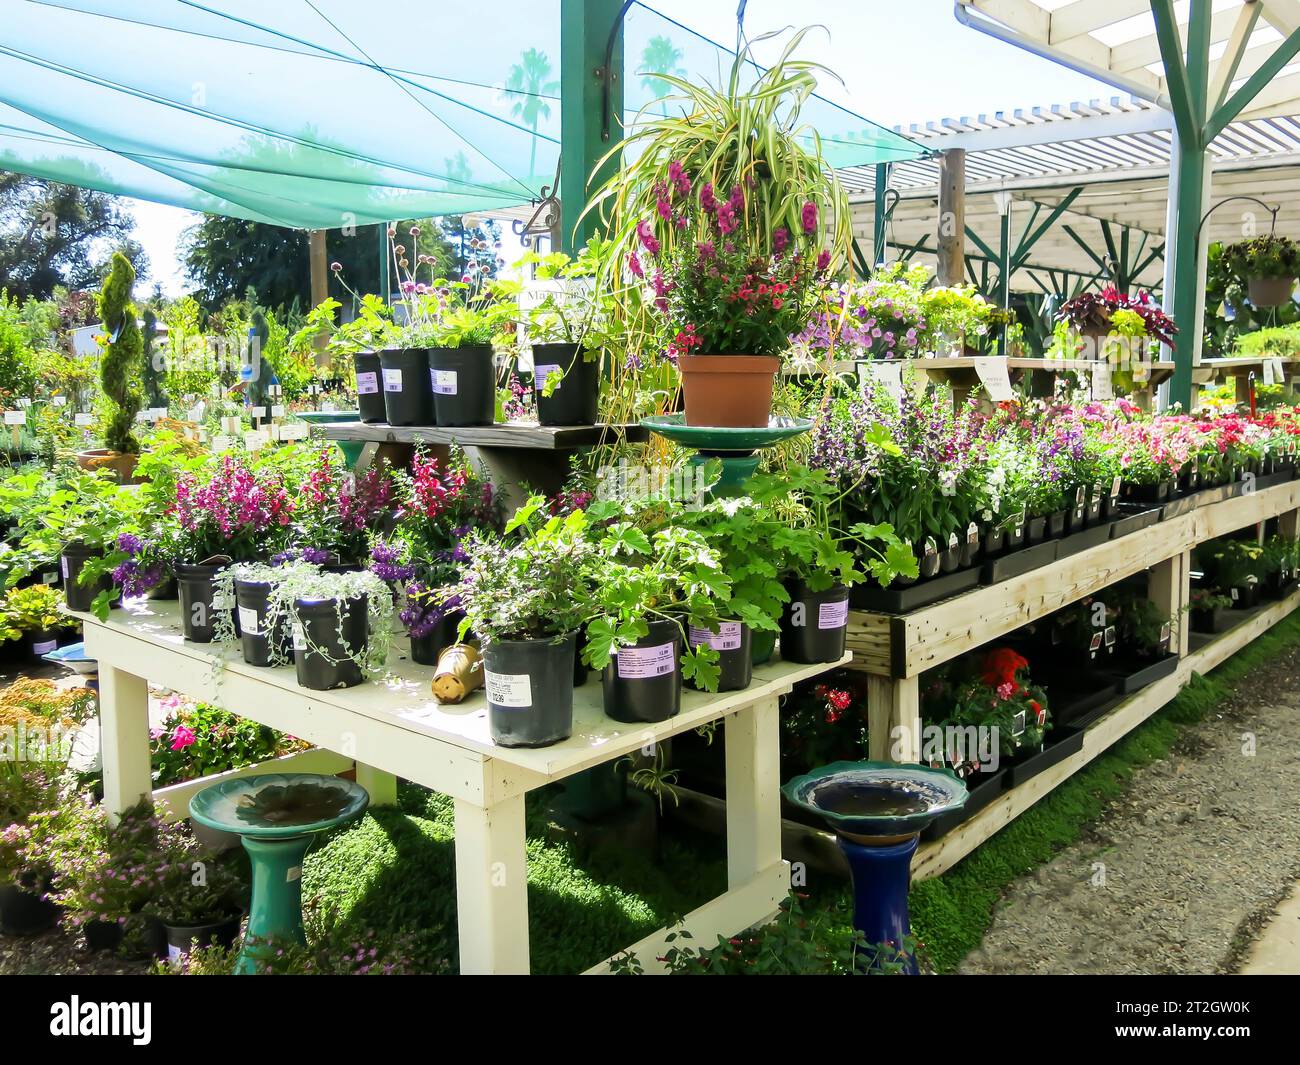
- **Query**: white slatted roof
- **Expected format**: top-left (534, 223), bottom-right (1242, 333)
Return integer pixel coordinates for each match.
top-left (843, 96), bottom-right (1300, 293)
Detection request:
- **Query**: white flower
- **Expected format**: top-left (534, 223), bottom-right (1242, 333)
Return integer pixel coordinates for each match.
top-left (939, 470), bottom-right (957, 497)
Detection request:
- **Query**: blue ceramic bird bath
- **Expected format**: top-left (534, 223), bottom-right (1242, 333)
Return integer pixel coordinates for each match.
top-left (190, 773), bottom-right (369, 974)
top-left (782, 761), bottom-right (967, 973)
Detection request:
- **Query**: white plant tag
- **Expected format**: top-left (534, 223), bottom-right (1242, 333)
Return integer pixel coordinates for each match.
top-left (485, 670), bottom-right (532, 708)
top-left (238, 606), bottom-right (261, 635)
top-left (857, 360), bottom-right (904, 400)
top-left (271, 404), bottom-right (286, 418)
top-left (1092, 361), bottom-right (1113, 400)
top-left (534, 364), bottom-right (561, 392)
top-left (973, 356), bottom-right (1013, 401)
top-left (250, 405), bottom-right (266, 418)
top-left (75, 412), bottom-right (94, 426)
top-left (4, 411), bottom-right (25, 425)
top-left (431, 369), bottom-right (458, 395)
top-left (382, 368), bottom-right (404, 392)
top-left (1263, 359), bottom-right (1277, 386)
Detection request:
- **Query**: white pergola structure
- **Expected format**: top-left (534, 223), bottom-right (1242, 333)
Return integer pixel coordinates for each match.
top-left (840, 97), bottom-right (1300, 301)
top-left (944, 1), bottom-right (1300, 406)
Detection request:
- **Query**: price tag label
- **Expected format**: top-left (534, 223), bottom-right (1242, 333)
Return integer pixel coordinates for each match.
top-left (973, 356), bottom-right (1014, 401)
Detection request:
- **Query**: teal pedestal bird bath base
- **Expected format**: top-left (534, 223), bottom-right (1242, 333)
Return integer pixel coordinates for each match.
top-left (783, 761), bottom-right (967, 973)
top-left (190, 773), bottom-right (369, 974)
top-left (640, 415), bottom-right (813, 497)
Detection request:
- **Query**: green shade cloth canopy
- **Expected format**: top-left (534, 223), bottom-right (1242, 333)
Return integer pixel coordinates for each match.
top-left (0, 1), bottom-right (921, 229)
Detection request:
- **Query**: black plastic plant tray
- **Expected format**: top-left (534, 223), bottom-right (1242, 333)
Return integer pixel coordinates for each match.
top-left (1252, 471), bottom-right (1291, 491)
top-left (1047, 677), bottom-right (1122, 726)
top-left (1104, 654), bottom-right (1179, 694)
top-left (1003, 730), bottom-right (1085, 788)
top-left (1055, 520), bottom-right (1114, 558)
top-left (850, 566), bottom-right (980, 614)
top-left (980, 539), bottom-right (1059, 585)
top-left (1161, 494), bottom-right (1200, 520)
top-left (1110, 505), bottom-right (1162, 539)
top-left (920, 769), bottom-right (1007, 841)
top-left (1052, 693), bottom-right (1126, 735)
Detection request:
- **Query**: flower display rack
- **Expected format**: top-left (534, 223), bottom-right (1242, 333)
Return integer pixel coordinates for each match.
top-left (75, 596), bottom-right (847, 975)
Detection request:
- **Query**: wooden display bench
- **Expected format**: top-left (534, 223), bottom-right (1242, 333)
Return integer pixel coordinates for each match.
top-left (1194, 357), bottom-right (1299, 404)
top-left (319, 420), bottom-right (649, 511)
top-left (829, 476), bottom-right (1300, 878)
top-left (78, 598), bottom-right (845, 975)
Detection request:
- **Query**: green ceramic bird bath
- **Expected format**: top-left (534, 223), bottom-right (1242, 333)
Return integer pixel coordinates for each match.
top-left (296, 410), bottom-right (364, 468)
top-left (190, 773), bottom-right (369, 974)
top-left (640, 414), bottom-right (813, 496)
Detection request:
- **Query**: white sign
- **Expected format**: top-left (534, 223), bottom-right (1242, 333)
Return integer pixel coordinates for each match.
top-left (271, 404), bottom-right (286, 418)
top-left (1092, 361), bottom-right (1113, 400)
top-left (973, 356), bottom-right (1014, 401)
top-left (856, 360), bottom-right (904, 400)
top-left (4, 411), bottom-right (25, 425)
top-left (1263, 360), bottom-right (1277, 386)
top-left (75, 412), bottom-right (94, 426)
top-left (249, 405), bottom-right (267, 419)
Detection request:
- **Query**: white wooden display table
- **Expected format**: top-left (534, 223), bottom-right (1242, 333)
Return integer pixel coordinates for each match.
top-left (79, 600), bottom-right (846, 974)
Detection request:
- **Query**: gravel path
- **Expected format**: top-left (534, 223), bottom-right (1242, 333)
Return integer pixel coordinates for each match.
top-left (960, 643), bottom-right (1300, 975)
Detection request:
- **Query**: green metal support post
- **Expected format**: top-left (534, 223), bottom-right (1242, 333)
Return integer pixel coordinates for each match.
top-left (873, 162), bottom-right (891, 268)
top-left (560, 0), bottom-right (625, 254)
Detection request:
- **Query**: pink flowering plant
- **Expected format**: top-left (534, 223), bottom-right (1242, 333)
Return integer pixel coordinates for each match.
top-left (170, 451), bottom-right (295, 563)
top-left (149, 697), bottom-right (306, 789)
top-left (288, 446), bottom-right (395, 565)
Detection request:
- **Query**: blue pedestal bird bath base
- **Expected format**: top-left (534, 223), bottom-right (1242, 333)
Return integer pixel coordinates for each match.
top-left (190, 773), bottom-right (370, 974)
top-left (782, 761), bottom-right (967, 973)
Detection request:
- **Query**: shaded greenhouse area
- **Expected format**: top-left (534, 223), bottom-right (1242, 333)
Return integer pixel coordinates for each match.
top-left (0, 1), bottom-right (1298, 998)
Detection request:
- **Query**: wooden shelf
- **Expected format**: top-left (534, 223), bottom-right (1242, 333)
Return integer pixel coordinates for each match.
top-left (318, 420), bottom-right (648, 450)
top-left (847, 478), bottom-right (1300, 680)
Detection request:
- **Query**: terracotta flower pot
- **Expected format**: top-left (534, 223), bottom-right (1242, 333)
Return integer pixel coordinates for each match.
top-left (75, 449), bottom-right (141, 484)
top-left (1247, 275), bottom-right (1295, 308)
top-left (677, 354), bottom-right (780, 427)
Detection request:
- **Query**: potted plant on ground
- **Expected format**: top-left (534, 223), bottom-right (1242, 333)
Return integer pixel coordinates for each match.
top-left (594, 27), bottom-right (847, 427)
top-left (77, 252), bottom-right (144, 482)
top-left (1221, 234), bottom-right (1300, 308)
top-left (146, 841), bottom-right (247, 960)
top-left (266, 565), bottom-right (392, 691)
top-left (0, 764), bottom-right (61, 936)
top-left (454, 496), bottom-right (597, 747)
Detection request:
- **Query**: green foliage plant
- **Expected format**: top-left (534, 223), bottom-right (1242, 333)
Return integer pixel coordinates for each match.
top-left (97, 252), bottom-right (144, 454)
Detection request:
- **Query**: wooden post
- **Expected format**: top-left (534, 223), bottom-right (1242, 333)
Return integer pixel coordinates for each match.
top-left (99, 665), bottom-right (152, 825)
top-left (309, 229), bottom-right (329, 363)
top-left (453, 794), bottom-right (530, 974)
top-left (937, 149), bottom-right (966, 287)
top-left (724, 696), bottom-right (783, 891)
top-left (1148, 552), bottom-right (1191, 659)
top-left (867, 675), bottom-right (922, 763)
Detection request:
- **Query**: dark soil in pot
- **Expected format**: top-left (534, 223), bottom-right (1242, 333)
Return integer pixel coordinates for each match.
top-left (379, 348), bottom-right (434, 426)
top-left (428, 345), bottom-right (496, 427)
top-left (482, 632), bottom-right (577, 747)
top-left (164, 916), bottom-right (242, 960)
top-left (602, 619), bottom-right (682, 724)
top-left (61, 543), bottom-right (111, 612)
top-left (235, 579), bottom-right (291, 667)
top-left (533, 343), bottom-right (600, 426)
top-left (292, 596), bottom-right (368, 691)
top-left (780, 581), bottom-right (849, 664)
top-left (687, 621), bottom-right (752, 692)
top-left (354, 351), bottom-right (387, 423)
top-left (176, 561), bottom-right (231, 644)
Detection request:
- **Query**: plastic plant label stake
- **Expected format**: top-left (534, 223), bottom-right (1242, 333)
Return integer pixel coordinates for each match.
top-left (485, 670), bottom-right (532, 708)
top-left (973, 357), bottom-right (1013, 401)
top-left (1271, 358), bottom-right (1286, 386)
top-left (4, 411), bottom-right (25, 425)
top-left (688, 622), bottom-right (742, 651)
top-left (616, 642), bottom-right (676, 679)
top-left (1092, 361), bottom-right (1113, 400)
top-left (818, 599), bottom-right (849, 630)
top-left (52, 395), bottom-right (66, 407)
top-left (271, 404), bottom-right (286, 418)
top-left (250, 406), bottom-right (266, 419)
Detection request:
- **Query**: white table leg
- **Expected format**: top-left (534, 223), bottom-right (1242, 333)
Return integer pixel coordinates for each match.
top-left (354, 763), bottom-right (397, 807)
top-left (98, 664), bottom-right (151, 825)
top-left (453, 793), bottom-right (529, 974)
top-left (724, 695), bottom-right (783, 889)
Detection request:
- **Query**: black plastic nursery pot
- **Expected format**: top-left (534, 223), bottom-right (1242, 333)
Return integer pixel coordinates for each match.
top-left (602, 619), bottom-right (682, 724)
top-left (60, 542), bottom-right (112, 612)
top-left (164, 917), bottom-right (242, 960)
top-left (687, 621), bottom-right (752, 692)
top-left (780, 581), bottom-right (850, 664)
top-left (751, 628), bottom-right (776, 666)
top-left (427, 345), bottom-right (496, 427)
top-left (235, 579), bottom-right (291, 667)
top-left (482, 633), bottom-right (577, 748)
top-left (379, 348), bottom-right (435, 426)
top-left (26, 627), bottom-right (70, 665)
top-left (1192, 605), bottom-right (1232, 634)
top-left (533, 343), bottom-right (600, 426)
top-left (1025, 515), bottom-right (1048, 545)
top-left (0, 878), bottom-right (59, 936)
top-left (981, 526), bottom-right (1006, 558)
top-left (410, 613), bottom-right (460, 666)
top-left (1047, 509), bottom-right (1068, 538)
top-left (1122, 480), bottom-right (1170, 505)
top-left (83, 919), bottom-right (124, 953)
top-left (292, 596), bottom-right (368, 691)
top-left (353, 351), bottom-right (387, 424)
top-left (938, 537), bottom-right (961, 573)
top-left (176, 562), bottom-right (231, 644)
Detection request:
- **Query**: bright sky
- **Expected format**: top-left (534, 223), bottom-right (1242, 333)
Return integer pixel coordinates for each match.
top-left (130, 0), bottom-right (1117, 296)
